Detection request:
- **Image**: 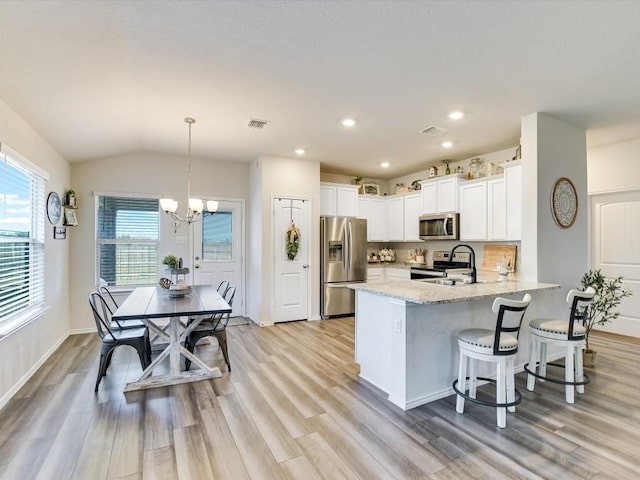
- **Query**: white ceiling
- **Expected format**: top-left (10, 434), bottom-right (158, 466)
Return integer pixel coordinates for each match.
top-left (1, 1), bottom-right (639, 179)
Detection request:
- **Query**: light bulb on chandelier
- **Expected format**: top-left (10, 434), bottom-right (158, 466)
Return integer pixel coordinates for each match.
top-left (160, 117), bottom-right (218, 224)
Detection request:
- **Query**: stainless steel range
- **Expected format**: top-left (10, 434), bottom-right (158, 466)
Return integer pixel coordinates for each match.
top-left (410, 250), bottom-right (472, 280)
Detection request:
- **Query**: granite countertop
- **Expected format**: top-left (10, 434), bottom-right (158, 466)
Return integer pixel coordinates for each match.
top-left (349, 279), bottom-right (560, 305)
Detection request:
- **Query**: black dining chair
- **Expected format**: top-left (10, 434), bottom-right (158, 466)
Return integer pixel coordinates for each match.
top-left (217, 280), bottom-right (230, 295)
top-left (185, 286), bottom-right (236, 372)
top-left (97, 284), bottom-right (148, 331)
top-left (89, 292), bottom-right (151, 392)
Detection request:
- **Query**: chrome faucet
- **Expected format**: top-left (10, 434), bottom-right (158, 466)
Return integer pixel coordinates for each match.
top-left (449, 244), bottom-right (477, 284)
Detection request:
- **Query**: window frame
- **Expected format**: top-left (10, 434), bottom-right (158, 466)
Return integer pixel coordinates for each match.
top-left (94, 192), bottom-right (161, 289)
top-left (0, 144), bottom-right (48, 338)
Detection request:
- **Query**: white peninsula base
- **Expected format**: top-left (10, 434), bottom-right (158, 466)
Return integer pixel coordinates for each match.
top-left (354, 283), bottom-right (560, 410)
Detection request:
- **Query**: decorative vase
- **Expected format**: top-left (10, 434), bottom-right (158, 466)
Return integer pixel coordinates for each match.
top-left (583, 348), bottom-right (597, 367)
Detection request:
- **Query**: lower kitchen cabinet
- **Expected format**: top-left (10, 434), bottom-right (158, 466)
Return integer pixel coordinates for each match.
top-left (384, 267), bottom-right (410, 281)
top-left (366, 266), bottom-right (410, 282)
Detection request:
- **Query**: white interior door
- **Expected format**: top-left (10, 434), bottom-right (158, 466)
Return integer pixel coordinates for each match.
top-left (273, 197), bottom-right (310, 323)
top-left (193, 199), bottom-right (244, 316)
top-left (591, 191), bottom-right (640, 337)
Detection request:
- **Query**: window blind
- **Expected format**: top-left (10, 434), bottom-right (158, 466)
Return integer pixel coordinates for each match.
top-left (97, 196), bottom-right (159, 286)
top-left (202, 211), bottom-right (233, 261)
top-left (0, 151), bottom-right (46, 328)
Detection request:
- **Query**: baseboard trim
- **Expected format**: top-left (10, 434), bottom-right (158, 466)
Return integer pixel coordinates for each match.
top-left (0, 332), bottom-right (70, 411)
top-left (69, 327), bottom-right (95, 335)
top-left (386, 354), bottom-right (566, 411)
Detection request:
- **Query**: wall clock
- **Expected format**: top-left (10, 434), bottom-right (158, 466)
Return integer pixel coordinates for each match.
top-left (551, 177), bottom-right (578, 228)
top-left (46, 191), bottom-right (62, 224)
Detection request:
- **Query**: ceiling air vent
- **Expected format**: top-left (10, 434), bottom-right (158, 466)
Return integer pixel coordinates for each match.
top-left (420, 125), bottom-right (450, 136)
top-left (247, 118), bottom-right (270, 129)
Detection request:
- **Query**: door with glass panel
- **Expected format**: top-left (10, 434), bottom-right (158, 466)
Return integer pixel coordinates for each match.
top-left (192, 199), bottom-right (244, 316)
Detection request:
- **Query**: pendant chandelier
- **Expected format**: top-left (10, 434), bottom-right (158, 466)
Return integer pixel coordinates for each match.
top-left (160, 117), bottom-right (218, 224)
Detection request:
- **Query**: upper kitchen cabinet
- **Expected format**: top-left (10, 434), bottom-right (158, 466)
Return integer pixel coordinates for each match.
top-left (320, 183), bottom-right (359, 217)
top-left (387, 193), bottom-right (421, 242)
top-left (420, 175), bottom-right (463, 214)
top-left (459, 179), bottom-right (488, 241)
top-left (358, 195), bottom-right (388, 242)
top-left (387, 196), bottom-right (404, 241)
top-left (403, 193), bottom-right (422, 241)
top-left (459, 165), bottom-right (520, 242)
top-left (503, 161), bottom-right (522, 240)
top-left (487, 177), bottom-right (506, 240)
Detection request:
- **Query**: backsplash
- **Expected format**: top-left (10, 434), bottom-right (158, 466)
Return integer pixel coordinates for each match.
top-left (367, 240), bottom-right (521, 278)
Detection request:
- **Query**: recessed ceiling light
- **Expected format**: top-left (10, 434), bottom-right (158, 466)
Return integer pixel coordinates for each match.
top-left (341, 118), bottom-right (357, 128)
top-left (295, 148), bottom-right (305, 155)
top-left (448, 111), bottom-right (464, 120)
top-left (381, 162), bottom-right (390, 168)
top-left (441, 141), bottom-right (454, 148)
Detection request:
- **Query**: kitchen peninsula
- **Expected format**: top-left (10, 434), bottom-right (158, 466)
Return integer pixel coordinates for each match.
top-left (350, 279), bottom-right (559, 410)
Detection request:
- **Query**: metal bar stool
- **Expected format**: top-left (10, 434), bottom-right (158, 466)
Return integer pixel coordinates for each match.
top-left (453, 294), bottom-right (532, 428)
top-left (524, 287), bottom-right (595, 403)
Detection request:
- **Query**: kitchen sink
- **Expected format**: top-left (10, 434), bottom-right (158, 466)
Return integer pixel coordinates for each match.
top-left (416, 278), bottom-right (499, 286)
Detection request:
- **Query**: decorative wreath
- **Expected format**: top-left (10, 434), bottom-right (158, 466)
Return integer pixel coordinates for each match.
top-left (286, 222), bottom-right (301, 260)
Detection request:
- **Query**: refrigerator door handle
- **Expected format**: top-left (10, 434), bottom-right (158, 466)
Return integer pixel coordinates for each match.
top-left (346, 220), bottom-right (352, 274)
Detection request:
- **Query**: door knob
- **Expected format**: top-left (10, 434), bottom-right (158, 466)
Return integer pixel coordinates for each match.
top-left (194, 264), bottom-right (200, 269)
top-left (303, 264), bottom-right (309, 269)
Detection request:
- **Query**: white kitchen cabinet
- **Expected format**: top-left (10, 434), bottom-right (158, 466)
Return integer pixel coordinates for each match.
top-left (369, 197), bottom-right (388, 241)
top-left (487, 177), bottom-right (506, 240)
top-left (504, 162), bottom-right (522, 240)
top-left (403, 193), bottom-right (422, 241)
top-left (357, 196), bottom-right (369, 220)
top-left (420, 175), bottom-right (462, 214)
top-left (367, 267), bottom-right (384, 282)
top-left (357, 196), bottom-right (388, 242)
top-left (384, 267), bottom-right (410, 282)
top-left (386, 193), bottom-right (421, 242)
top-left (421, 181), bottom-right (437, 215)
top-left (320, 183), bottom-right (358, 217)
top-left (437, 177), bottom-right (460, 213)
top-left (387, 196), bottom-right (404, 241)
top-left (459, 180), bottom-right (487, 241)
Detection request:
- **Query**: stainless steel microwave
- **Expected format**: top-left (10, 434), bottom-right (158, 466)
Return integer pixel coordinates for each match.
top-left (419, 213), bottom-right (459, 240)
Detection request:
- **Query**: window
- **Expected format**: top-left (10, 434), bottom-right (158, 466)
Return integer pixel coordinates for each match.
top-left (96, 195), bottom-right (159, 286)
top-left (0, 147), bottom-right (46, 334)
top-left (202, 210), bottom-right (233, 261)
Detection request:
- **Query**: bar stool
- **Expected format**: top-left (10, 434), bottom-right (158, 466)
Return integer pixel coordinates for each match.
top-left (453, 294), bottom-right (532, 428)
top-left (524, 287), bottom-right (595, 404)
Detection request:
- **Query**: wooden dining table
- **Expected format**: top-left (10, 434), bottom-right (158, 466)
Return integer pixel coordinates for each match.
top-left (112, 284), bottom-right (231, 392)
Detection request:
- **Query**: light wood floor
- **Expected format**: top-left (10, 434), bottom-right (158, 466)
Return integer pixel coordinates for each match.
top-left (1, 318), bottom-right (639, 479)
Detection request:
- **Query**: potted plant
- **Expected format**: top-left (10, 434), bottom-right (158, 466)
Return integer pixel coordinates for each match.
top-left (579, 269), bottom-right (631, 366)
top-left (162, 253), bottom-right (179, 271)
top-left (353, 176), bottom-right (364, 194)
top-left (65, 188), bottom-right (77, 207)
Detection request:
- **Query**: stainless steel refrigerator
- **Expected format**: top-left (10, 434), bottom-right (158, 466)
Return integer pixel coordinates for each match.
top-left (320, 216), bottom-right (367, 318)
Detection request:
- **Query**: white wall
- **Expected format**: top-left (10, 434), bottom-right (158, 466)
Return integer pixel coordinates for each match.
top-left (521, 112), bottom-right (588, 289)
top-left (248, 155), bottom-right (320, 325)
top-left (0, 99), bottom-right (71, 409)
top-left (588, 137), bottom-right (640, 194)
top-left (587, 136), bottom-right (640, 338)
top-left (70, 152), bottom-right (250, 331)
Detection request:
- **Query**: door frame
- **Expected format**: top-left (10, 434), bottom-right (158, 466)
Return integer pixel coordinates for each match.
top-left (190, 196), bottom-right (246, 316)
top-left (271, 194), bottom-right (313, 323)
